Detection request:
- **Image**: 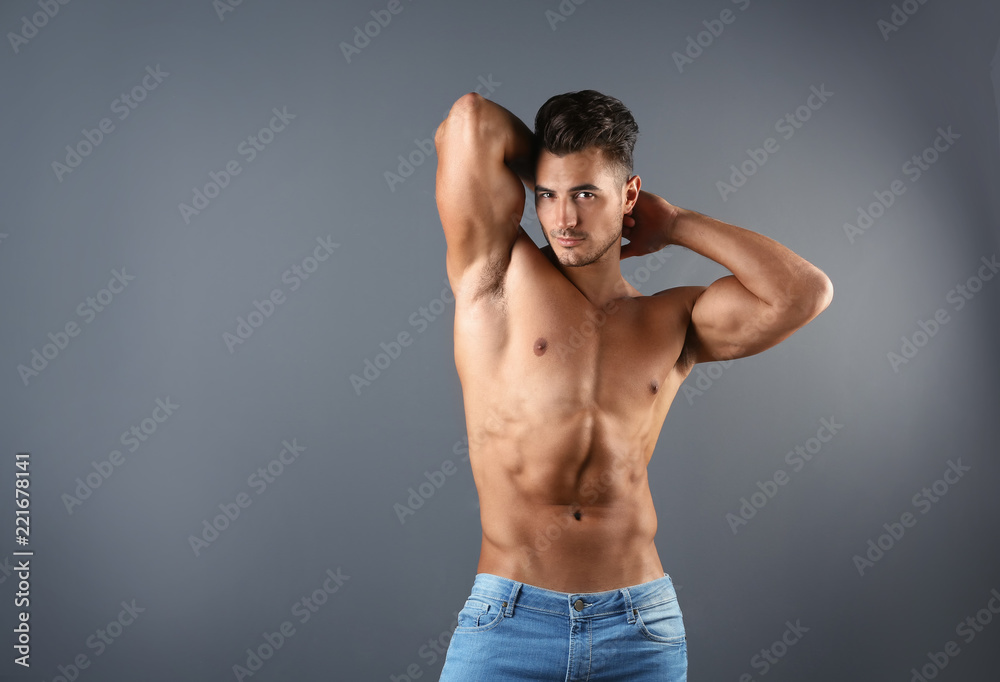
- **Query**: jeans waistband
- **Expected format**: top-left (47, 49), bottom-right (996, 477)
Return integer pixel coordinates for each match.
top-left (467, 572), bottom-right (677, 620)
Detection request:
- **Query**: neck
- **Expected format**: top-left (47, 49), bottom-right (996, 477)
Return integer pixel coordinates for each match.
top-left (544, 243), bottom-right (638, 307)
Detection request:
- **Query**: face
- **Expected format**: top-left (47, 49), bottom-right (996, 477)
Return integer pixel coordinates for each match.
top-left (534, 147), bottom-right (638, 268)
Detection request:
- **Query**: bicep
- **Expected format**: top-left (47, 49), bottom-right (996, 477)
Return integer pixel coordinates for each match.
top-left (683, 275), bottom-right (804, 365)
top-left (434, 95), bottom-right (525, 284)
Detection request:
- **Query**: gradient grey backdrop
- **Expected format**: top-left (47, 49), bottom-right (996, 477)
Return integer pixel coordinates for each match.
top-left (2, 0), bottom-right (999, 680)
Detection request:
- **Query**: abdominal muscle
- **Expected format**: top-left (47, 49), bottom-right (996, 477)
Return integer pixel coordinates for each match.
top-left (468, 404), bottom-right (668, 593)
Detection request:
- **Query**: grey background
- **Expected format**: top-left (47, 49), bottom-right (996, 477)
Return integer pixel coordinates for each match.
top-left (2, 0), bottom-right (999, 680)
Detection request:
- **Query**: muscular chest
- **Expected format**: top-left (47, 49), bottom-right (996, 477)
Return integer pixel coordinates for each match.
top-left (454, 265), bottom-right (687, 421)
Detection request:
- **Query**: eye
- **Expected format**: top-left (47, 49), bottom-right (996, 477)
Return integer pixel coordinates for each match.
top-left (536, 192), bottom-right (553, 199)
top-left (576, 192), bottom-right (595, 199)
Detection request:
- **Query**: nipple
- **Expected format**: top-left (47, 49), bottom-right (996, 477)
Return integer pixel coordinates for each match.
top-left (650, 380), bottom-right (659, 394)
top-left (534, 337), bottom-right (548, 356)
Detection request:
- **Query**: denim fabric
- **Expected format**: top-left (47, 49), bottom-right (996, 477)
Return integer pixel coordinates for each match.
top-left (439, 572), bottom-right (687, 681)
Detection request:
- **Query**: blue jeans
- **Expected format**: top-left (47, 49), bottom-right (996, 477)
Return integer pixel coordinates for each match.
top-left (439, 572), bottom-right (687, 681)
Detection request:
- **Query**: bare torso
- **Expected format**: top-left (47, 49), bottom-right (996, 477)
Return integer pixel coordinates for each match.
top-left (454, 227), bottom-right (697, 593)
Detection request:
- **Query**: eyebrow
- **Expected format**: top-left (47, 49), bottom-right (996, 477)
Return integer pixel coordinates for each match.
top-left (534, 184), bottom-right (602, 193)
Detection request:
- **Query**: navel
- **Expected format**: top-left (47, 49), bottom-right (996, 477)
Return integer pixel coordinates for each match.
top-left (534, 337), bottom-right (548, 356)
top-left (650, 379), bottom-right (659, 394)
top-left (573, 510), bottom-right (582, 521)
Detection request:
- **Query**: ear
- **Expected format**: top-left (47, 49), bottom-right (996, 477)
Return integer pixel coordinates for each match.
top-left (622, 174), bottom-right (641, 213)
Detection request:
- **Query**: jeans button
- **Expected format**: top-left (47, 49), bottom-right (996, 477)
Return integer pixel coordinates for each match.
top-left (574, 599), bottom-right (584, 611)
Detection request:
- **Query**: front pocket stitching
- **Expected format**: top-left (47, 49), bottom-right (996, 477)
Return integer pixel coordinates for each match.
top-left (634, 607), bottom-right (685, 645)
top-left (455, 598), bottom-right (506, 632)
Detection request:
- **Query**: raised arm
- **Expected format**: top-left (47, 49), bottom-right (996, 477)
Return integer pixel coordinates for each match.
top-left (622, 190), bottom-right (833, 366)
top-left (434, 93), bottom-right (536, 297)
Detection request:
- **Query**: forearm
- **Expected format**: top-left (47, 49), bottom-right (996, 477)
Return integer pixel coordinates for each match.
top-left (669, 204), bottom-right (832, 311)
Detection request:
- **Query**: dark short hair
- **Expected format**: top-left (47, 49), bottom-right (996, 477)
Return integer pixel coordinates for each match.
top-left (533, 89), bottom-right (639, 188)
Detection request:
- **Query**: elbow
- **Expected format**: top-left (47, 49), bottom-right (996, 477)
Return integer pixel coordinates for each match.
top-left (436, 92), bottom-right (485, 149)
top-left (811, 271), bottom-right (834, 314)
top-left (790, 272), bottom-right (834, 320)
top-left (773, 271), bottom-right (833, 322)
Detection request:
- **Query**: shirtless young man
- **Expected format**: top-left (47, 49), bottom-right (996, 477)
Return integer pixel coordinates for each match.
top-left (434, 90), bottom-right (833, 681)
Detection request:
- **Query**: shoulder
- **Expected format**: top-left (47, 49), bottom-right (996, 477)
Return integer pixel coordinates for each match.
top-left (640, 285), bottom-right (709, 370)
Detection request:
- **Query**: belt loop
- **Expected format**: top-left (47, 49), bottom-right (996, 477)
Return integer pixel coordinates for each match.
top-left (621, 587), bottom-right (636, 624)
top-left (504, 581), bottom-right (522, 617)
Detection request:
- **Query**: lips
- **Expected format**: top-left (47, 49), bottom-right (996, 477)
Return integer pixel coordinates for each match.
top-left (556, 236), bottom-right (583, 246)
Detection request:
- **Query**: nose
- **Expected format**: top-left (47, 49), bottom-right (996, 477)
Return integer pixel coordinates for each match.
top-left (554, 198), bottom-right (577, 230)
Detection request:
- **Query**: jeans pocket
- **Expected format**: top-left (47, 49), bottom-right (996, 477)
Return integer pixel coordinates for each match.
top-left (634, 597), bottom-right (686, 645)
top-left (455, 594), bottom-right (506, 632)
